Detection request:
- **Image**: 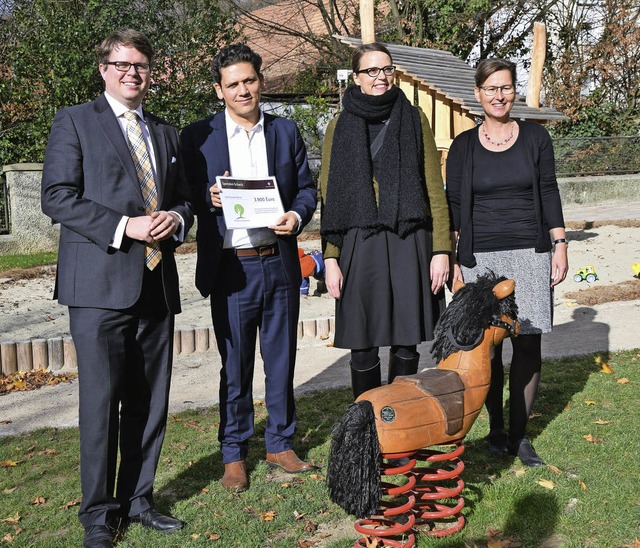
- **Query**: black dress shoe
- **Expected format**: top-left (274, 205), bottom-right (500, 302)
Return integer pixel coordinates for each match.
top-left (83, 524), bottom-right (115, 548)
top-left (130, 508), bottom-right (184, 533)
top-left (485, 428), bottom-right (509, 455)
top-left (509, 438), bottom-right (545, 467)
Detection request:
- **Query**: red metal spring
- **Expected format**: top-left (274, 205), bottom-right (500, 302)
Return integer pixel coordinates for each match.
top-left (352, 451), bottom-right (417, 548)
top-left (410, 441), bottom-right (466, 537)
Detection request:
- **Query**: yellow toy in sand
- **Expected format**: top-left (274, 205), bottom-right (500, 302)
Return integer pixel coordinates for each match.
top-left (573, 265), bottom-right (599, 283)
top-left (632, 263), bottom-right (640, 278)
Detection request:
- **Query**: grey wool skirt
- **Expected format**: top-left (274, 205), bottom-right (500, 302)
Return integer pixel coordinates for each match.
top-left (461, 248), bottom-right (553, 334)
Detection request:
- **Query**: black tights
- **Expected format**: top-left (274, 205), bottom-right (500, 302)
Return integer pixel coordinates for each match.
top-left (350, 345), bottom-right (418, 371)
top-left (485, 334), bottom-right (542, 443)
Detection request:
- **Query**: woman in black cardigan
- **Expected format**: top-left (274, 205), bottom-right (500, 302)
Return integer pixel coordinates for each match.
top-left (447, 59), bottom-right (568, 466)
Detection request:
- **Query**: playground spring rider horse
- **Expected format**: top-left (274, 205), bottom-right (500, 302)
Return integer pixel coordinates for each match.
top-left (327, 272), bottom-right (519, 542)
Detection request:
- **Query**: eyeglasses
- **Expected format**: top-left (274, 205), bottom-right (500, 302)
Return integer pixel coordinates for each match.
top-left (355, 65), bottom-right (396, 78)
top-left (478, 85), bottom-right (515, 97)
top-left (104, 61), bottom-right (151, 74)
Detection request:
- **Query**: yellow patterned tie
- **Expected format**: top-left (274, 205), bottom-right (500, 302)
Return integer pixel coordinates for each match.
top-left (123, 111), bottom-right (161, 270)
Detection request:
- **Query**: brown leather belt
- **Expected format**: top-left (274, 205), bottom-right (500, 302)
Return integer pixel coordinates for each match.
top-left (229, 244), bottom-right (279, 257)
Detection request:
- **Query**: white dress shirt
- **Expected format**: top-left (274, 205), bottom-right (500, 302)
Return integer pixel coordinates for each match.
top-left (223, 109), bottom-right (278, 249)
top-left (104, 92), bottom-right (184, 248)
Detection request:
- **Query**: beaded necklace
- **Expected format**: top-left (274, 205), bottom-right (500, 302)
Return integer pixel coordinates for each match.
top-left (481, 120), bottom-right (515, 147)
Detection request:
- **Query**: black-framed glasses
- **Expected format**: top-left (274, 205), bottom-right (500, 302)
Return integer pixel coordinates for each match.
top-left (355, 65), bottom-right (396, 78)
top-left (478, 85), bottom-right (515, 96)
top-left (104, 61), bottom-right (151, 74)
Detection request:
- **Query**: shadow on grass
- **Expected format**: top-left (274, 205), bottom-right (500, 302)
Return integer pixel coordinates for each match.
top-left (155, 387), bottom-right (354, 508)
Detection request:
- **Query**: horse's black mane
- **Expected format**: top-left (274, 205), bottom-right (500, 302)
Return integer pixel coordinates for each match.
top-left (431, 271), bottom-right (518, 362)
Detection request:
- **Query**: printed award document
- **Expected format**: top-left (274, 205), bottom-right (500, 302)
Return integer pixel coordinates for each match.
top-left (215, 176), bottom-right (285, 229)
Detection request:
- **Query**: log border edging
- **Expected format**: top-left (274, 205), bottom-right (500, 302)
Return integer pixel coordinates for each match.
top-left (0, 317), bottom-right (335, 375)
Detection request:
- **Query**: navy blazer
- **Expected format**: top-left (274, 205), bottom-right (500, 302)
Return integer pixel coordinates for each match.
top-left (41, 94), bottom-right (194, 313)
top-left (180, 111), bottom-right (317, 297)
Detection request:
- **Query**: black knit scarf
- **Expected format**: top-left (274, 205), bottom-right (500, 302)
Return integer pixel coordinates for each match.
top-left (321, 85), bottom-right (429, 248)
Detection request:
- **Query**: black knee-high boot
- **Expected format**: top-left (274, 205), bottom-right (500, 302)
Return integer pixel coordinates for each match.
top-left (485, 343), bottom-right (508, 453)
top-left (387, 346), bottom-right (419, 385)
top-left (350, 361), bottom-right (381, 399)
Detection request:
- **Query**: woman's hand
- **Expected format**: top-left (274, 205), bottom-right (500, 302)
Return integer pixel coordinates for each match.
top-left (430, 254), bottom-right (450, 294)
top-left (324, 258), bottom-right (343, 299)
top-left (550, 244), bottom-right (568, 287)
top-left (448, 262), bottom-right (464, 291)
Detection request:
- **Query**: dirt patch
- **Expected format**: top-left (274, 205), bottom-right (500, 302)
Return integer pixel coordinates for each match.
top-left (564, 278), bottom-right (640, 306)
top-left (565, 219), bottom-right (640, 230)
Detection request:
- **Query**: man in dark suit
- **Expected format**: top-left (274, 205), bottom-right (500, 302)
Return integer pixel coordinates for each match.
top-left (41, 29), bottom-right (193, 547)
top-left (180, 44), bottom-right (317, 492)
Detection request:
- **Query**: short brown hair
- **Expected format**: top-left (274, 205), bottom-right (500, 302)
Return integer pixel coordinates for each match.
top-left (351, 42), bottom-right (393, 73)
top-left (475, 58), bottom-right (516, 87)
top-left (96, 29), bottom-right (154, 66)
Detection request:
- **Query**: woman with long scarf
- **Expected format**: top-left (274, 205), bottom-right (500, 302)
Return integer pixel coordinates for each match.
top-left (320, 42), bottom-right (452, 399)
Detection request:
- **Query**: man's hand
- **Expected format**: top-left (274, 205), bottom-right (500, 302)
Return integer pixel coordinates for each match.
top-left (269, 212), bottom-right (299, 237)
top-left (125, 211), bottom-right (179, 243)
top-left (210, 170), bottom-right (228, 208)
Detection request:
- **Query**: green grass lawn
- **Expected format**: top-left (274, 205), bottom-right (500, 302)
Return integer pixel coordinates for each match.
top-left (1, 350), bottom-right (639, 547)
top-left (0, 252), bottom-right (57, 275)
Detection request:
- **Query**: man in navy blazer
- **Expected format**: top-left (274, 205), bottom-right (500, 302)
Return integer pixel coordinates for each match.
top-left (41, 29), bottom-right (193, 547)
top-left (180, 44), bottom-right (317, 491)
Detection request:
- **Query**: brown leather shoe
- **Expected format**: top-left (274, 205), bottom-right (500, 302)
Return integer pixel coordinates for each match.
top-left (221, 461), bottom-right (248, 492)
top-left (266, 450), bottom-right (317, 473)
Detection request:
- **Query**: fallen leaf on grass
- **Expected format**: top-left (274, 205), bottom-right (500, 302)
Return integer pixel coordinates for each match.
top-left (584, 400), bottom-right (598, 406)
top-left (260, 511), bottom-right (276, 521)
top-left (3, 487), bottom-right (17, 494)
top-left (293, 510), bottom-right (306, 520)
top-left (583, 434), bottom-right (603, 443)
top-left (298, 540), bottom-right (319, 548)
top-left (31, 496), bottom-right (46, 505)
top-left (594, 419), bottom-right (611, 425)
top-left (617, 377), bottom-right (630, 384)
top-left (537, 479), bottom-right (555, 490)
top-left (514, 468), bottom-right (526, 477)
top-left (0, 460), bottom-right (21, 468)
top-left (304, 520), bottom-right (318, 532)
top-left (547, 464), bottom-right (562, 475)
top-left (191, 534), bottom-right (200, 539)
top-left (37, 449), bottom-right (58, 456)
top-left (309, 474), bottom-right (324, 481)
top-left (1, 513), bottom-right (20, 524)
top-left (2, 533), bottom-right (14, 543)
top-left (204, 531), bottom-right (220, 540)
top-left (60, 500), bottom-right (81, 510)
top-left (595, 356), bottom-right (614, 373)
top-left (580, 480), bottom-right (587, 490)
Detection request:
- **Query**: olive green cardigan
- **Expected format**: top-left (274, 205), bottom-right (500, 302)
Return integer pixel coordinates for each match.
top-left (319, 109), bottom-right (452, 259)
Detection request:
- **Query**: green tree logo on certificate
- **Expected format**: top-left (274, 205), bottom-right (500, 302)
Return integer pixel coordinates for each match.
top-left (234, 204), bottom-right (245, 219)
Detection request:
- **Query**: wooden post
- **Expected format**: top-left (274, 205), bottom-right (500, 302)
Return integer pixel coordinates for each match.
top-left (32, 339), bottom-right (49, 370)
top-left (63, 337), bottom-right (77, 370)
top-left (16, 342), bottom-right (33, 371)
top-left (181, 329), bottom-right (195, 355)
top-left (194, 327), bottom-right (209, 353)
top-left (173, 330), bottom-right (182, 357)
top-left (527, 22), bottom-right (546, 109)
top-left (360, 0), bottom-right (375, 44)
top-left (1, 342), bottom-right (18, 375)
top-left (48, 338), bottom-right (64, 371)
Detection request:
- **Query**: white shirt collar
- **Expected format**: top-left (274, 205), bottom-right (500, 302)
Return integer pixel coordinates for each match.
top-left (224, 108), bottom-right (264, 139)
top-left (104, 92), bottom-right (145, 121)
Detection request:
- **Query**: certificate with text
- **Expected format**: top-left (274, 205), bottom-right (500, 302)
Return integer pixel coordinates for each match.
top-left (216, 176), bottom-right (285, 229)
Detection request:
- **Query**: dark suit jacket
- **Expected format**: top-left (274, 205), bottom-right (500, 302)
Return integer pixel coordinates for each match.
top-left (180, 112), bottom-right (317, 297)
top-left (41, 94), bottom-right (194, 313)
